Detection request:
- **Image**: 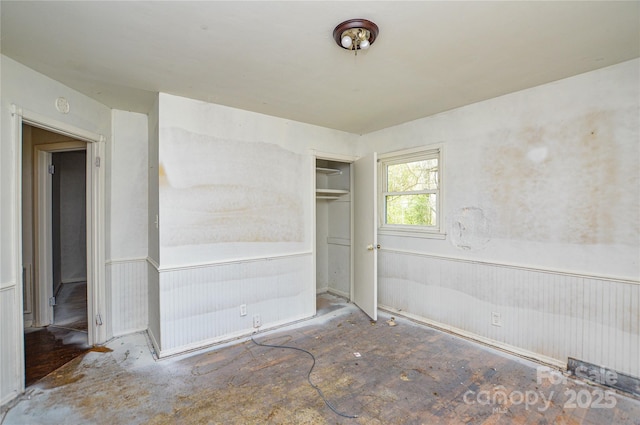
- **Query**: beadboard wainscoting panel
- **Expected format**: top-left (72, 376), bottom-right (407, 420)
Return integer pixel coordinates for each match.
top-left (108, 258), bottom-right (148, 336)
top-left (379, 250), bottom-right (640, 377)
top-left (147, 260), bottom-right (161, 354)
top-left (156, 253), bottom-right (314, 356)
top-left (0, 285), bottom-right (20, 406)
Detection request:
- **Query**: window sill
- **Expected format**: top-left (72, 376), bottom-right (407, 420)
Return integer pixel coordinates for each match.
top-left (378, 227), bottom-right (447, 240)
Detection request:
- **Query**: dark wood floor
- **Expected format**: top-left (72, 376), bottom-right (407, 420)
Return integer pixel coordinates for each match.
top-left (24, 281), bottom-right (90, 386)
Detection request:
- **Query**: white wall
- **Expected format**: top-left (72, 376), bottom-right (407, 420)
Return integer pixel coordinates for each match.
top-left (363, 59), bottom-right (639, 279)
top-left (109, 110), bottom-right (148, 260)
top-left (0, 55), bottom-right (111, 405)
top-left (363, 59), bottom-right (640, 376)
top-left (150, 93), bottom-right (358, 355)
top-left (108, 110), bottom-right (149, 336)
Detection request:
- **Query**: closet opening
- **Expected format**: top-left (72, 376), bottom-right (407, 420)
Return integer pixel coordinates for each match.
top-left (315, 158), bottom-right (353, 302)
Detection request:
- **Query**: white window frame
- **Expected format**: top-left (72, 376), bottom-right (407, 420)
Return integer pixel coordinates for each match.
top-left (378, 144), bottom-right (445, 239)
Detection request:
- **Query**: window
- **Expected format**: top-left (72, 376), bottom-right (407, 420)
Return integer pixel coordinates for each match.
top-left (379, 145), bottom-right (444, 238)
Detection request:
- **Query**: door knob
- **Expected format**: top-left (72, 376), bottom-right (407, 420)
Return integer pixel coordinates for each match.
top-left (367, 244), bottom-right (381, 251)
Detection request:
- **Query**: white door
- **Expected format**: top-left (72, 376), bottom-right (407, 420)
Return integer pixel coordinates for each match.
top-left (35, 149), bottom-right (55, 326)
top-left (353, 152), bottom-right (378, 321)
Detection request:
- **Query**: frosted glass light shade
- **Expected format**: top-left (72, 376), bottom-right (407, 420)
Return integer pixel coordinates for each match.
top-left (360, 39), bottom-right (370, 50)
top-left (341, 35), bottom-right (353, 48)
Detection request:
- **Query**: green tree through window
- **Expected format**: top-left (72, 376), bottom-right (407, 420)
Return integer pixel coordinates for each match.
top-left (380, 148), bottom-right (441, 233)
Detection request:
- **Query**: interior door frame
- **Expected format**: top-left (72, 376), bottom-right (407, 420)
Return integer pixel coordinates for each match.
top-left (311, 150), bottom-right (357, 312)
top-left (12, 104), bottom-right (106, 357)
top-left (33, 142), bottom-right (87, 327)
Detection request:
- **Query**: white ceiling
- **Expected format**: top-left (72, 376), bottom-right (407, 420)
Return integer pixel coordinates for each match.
top-left (1, 1), bottom-right (638, 134)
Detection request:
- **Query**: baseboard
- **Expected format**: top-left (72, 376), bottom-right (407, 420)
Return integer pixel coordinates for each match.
top-left (379, 304), bottom-right (566, 370)
top-left (1, 389), bottom-right (21, 412)
top-left (61, 278), bottom-right (87, 284)
top-left (155, 312), bottom-right (315, 359)
top-left (327, 288), bottom-right (349, 299)
top-left (146, 328), bottom-right (161, 359)
top-left (112, 326), bottom-right (148, 339)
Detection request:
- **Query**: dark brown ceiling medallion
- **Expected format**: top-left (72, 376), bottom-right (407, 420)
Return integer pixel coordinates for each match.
top-left (333, 19), bottom-right (379, 55)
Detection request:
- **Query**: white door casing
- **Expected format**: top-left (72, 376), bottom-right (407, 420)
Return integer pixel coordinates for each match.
top-left (12, 104), bottom-right (106, 355)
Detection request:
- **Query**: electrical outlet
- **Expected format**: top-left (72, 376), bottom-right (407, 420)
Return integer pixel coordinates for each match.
top-left (240, 304), bottom-right (247, 316)
top-left (253, 314), bottom-right (261, 328)
top-left (491, 312), bottom-right (502, 327)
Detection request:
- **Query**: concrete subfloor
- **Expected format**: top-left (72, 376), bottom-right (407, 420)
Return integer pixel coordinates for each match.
top-left (3, 293), bottom-right (640, 424)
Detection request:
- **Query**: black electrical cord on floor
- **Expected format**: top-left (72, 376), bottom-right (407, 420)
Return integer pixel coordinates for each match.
top-left (251, 335), bottom-right (358, 419)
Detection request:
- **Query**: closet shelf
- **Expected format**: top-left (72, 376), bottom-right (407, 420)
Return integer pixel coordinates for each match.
top-left (316, 188), bottom-right (349, 200)
top-left (316, 167), bottom-right (342, 175)
top-left (316, 188), bottom-right (349, 195)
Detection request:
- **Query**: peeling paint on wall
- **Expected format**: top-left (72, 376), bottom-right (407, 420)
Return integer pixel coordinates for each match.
top-left (159, 127), bottom-right (305, 247)
top-left (449, 207), bottom-right (491, 251)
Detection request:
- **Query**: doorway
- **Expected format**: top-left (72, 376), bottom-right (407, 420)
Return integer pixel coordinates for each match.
top-left (50, 150), bottom-right (89, 332)
top-left (315, 157), bottom-right (353, 300)
top-left (313, 152), bottom-right (379, 321)
top-left (51, 150), bottom-right (88, 329)
top-left (22, 125), bottom-right (91, 386)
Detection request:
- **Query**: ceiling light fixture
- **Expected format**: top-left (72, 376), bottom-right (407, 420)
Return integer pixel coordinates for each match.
top-left (333, 19), bottom-right (379, 55)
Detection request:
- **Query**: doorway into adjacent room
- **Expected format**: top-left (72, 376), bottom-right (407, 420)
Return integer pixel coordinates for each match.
top-left (22, 125), bottom-right (91, 386)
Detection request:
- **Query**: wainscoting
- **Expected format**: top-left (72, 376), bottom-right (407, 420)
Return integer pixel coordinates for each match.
top-left (151, 253), bottom-right (315, 357)
top-left (0, 284), bottom-right (20, 406)
top-left (106, 258), bottom-right (148, 337)
top-left (378, 249), bottom-right (639, 377)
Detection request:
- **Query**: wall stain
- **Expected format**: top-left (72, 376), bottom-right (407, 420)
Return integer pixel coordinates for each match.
top-left (483, 110), bottom-right (636, 245)
top-left (158, 127), bottom-right (306, 247)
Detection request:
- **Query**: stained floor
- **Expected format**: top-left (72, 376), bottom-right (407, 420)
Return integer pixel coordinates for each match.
top-left (4, 293), bottom-right (640, 424)
top-left (24, 281), bottom-right (89, 386)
